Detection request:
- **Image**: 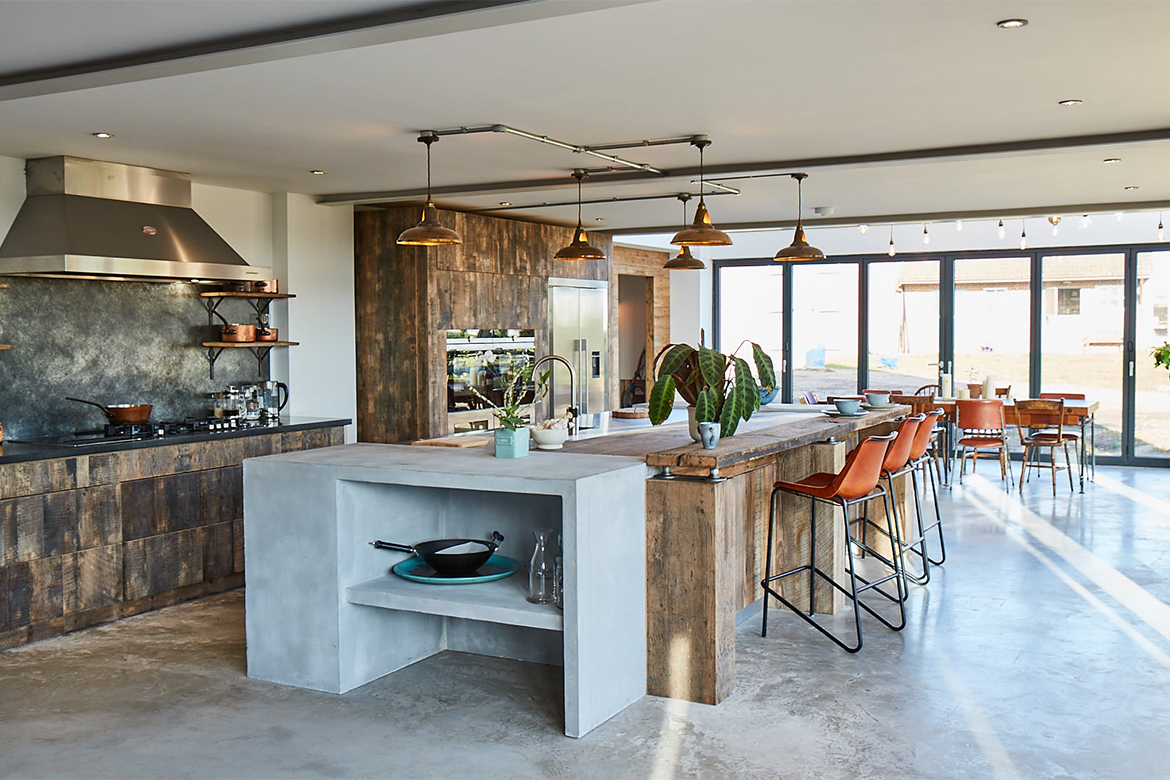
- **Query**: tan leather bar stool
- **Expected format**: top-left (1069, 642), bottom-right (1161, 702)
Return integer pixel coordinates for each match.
top-left (761, 432), bottom-right (905, 653)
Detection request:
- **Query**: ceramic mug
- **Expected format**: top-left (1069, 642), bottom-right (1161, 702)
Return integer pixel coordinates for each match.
top-left (698, 421), bottom-right (720, 449)
top-left (833, 397), bottom-right (862, 415)
top-left (864, 392), bottom-right (890, 407)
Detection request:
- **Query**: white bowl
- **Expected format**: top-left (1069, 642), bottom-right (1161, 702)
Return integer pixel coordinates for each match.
top-left (531, 427), bottom-right (569, 449)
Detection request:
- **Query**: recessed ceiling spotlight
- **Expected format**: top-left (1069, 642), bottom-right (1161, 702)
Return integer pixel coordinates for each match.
top-left (1058, 99), bottom-right (1083, 107)
top-left (1124, 185), bottom-right (1140, 191)
top-left (91, 132), bottom-right (113, 139)
top-left (309, 169), bottom-right (326, 175)
top-left (595, 217), bottom-right (605, 222)
top-left (1103, 158), bottom-right (1121, 164)
top-left (996, 18), bottom-right (1028, 29)
top-left (499, 201), bottom-right (511, 206)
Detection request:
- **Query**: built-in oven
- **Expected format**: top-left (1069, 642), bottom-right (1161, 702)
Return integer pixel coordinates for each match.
top-left (446, 329), bottom-right (536, 434)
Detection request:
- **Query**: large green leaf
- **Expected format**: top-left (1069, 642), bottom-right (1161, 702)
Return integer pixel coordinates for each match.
top-left (735, 357), bottom-right (759, 420)
top-left (648, 375), bottom-right (676, 425)
top-left (697, 345), bottom-right (728, 389)
top-left (719, 383), bottom-right (743, 438)
top-left (695, 386), bottom-right (723, 423)
top-left (752, 343), bottom-right (777, 392)
top-left (657, 344), bottom-right (694, 380)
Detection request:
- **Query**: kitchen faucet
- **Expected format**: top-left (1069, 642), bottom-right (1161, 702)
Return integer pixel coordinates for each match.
top-left (532, 354), bottom-right (578, 434)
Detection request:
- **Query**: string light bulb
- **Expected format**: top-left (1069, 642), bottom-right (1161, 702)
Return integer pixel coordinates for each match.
top-left (997, 219), bottom-right (1006, 240)
top-left (1079, 214), bottom-right (1092, 229)
top-left (955, 220), bottom-right (963, 232)
top-left (1019, 220), bottom-right (1027, 250)
top-left (1159, 213), bottom-right (1165, 242)
top-left (1115, 212), bottom-right (1125, 223)
top-left (922, 223), bottom-right (930, 245)
top-left (858, 224), bottom-right (869, 235)
top-left (888, 226), bottom-right (896, 257)
top-left (1049, 215), bottom-right (1061, 237)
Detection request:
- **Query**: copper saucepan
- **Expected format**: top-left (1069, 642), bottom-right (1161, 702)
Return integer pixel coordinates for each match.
top-left (66, 397), bottom-right (153, 424)
top-left (220, 323), bottom-right (256, 343)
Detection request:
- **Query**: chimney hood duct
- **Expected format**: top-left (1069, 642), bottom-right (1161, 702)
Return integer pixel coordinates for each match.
top-left (0, 156), bottom-right (271, 282)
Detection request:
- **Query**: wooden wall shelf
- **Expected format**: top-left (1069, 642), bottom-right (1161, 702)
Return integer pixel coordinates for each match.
top-left (202, 341), bottom-right (299, 348)
top-left (197, 289), bottom-right (298, 379)
top-left (199, 291), bottom-right (295, 300)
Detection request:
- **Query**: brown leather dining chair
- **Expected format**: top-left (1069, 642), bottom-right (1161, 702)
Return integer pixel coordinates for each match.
top-left (955, 399), bottom-right (1013, 486)
top-left (762, 432), bottom-right (905, 653)
top-left (1038, 391), bottom-right (1086, 477)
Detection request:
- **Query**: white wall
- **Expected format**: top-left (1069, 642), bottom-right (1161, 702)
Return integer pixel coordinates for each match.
top-left (270, 193), bottom-right (357, 441)
top-left (191, 182), bottom-right (274, 267)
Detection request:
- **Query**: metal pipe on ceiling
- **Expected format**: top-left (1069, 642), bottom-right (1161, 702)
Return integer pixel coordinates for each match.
top-left (470, 189), bottom-right (737, 214)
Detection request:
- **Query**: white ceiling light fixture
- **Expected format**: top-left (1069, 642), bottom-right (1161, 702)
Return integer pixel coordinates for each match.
top-left (1103, 158), bottom-right (1121, 164)
top-left (1080, 214), bottom-right (1093, 229)
top-left (309, 169), bottom-right (326, 175)
top-left (888, 226), bottom-right (896, 257)
top-left (1058, 99), bottom-right (1083, 107)
top-left (922, 223), bottom-right (930, 246)
top-left (1125, 185), bottom-right (1140, 191)
top-left (997, 219), bottom-right (1006, 240)
top-left (1159, 213), bottom-right (1165, 242)
top-left (1115, 211), bottom-right (1125, 222)
top-left (858, 224), bottom-right (869, 235)
top-left (996, 18), bottom-right (1028, 28)
top-left (1019, 220), bottom-right (1028, 250)
top-left (91, 132), bottom-right (113, 139)
top-left (955, 220), bottom-right (963, 232)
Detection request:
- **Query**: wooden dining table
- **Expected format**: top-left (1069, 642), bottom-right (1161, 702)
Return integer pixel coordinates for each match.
top-left (933, 398), bottom-right (1098, 492)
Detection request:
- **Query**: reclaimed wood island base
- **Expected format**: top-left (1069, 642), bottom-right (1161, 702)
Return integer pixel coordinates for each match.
top-left (562, 404), bottom-right (909, 705)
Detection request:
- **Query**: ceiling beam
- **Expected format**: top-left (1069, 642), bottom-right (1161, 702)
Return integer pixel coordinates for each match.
top-left (605, 200), bottom-right (1170, 235)
top-left (316, 127), bottom-right (1170, 205)
top-left (0, 0), bottom-right (650, 101)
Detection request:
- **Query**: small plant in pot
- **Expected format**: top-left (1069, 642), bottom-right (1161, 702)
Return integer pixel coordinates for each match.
top-left (1154, 343), bottom-right (1170, 379)
top-left (647, 341), bottom-right (776, 440)
top-left (469, 364), bottom-right (536, 458)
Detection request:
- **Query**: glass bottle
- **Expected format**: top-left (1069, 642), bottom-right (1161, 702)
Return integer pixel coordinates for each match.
top-left (527, 528), bottom-right (556, 604)
top-left (553, 532), bottom-right (564, 610)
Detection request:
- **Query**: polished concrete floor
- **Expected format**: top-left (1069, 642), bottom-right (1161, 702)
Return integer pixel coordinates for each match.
top-left (2, 465), bottom-right (1169, 779)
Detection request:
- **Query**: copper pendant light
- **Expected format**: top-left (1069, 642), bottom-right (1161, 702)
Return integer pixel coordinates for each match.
top-left (773, 173), bottom-right (825, 262)
top-left (663, 194), bottom-right (706, 269)
top-left (555, 170), bottom-right (606, 261)
top-left (397, 131), bottom-right (463, 246)
top-left (671, 136), bottom-right (732, 247)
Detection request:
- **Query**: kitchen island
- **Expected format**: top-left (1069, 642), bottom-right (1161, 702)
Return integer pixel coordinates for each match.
top-left (0, 418), bottom-right (348, 649)
top-left (243, 443), bottom-right (648, 738)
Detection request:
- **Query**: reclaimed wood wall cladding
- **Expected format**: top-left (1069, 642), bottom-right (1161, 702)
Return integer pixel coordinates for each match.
top-left (0, 425), bottom-right (344, 650)
top-left (355, 206), bottom-right (617, 442)
top-left (613, 244), bottom-right (671, 385)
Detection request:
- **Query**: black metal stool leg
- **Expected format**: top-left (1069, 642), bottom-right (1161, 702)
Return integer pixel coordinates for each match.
top-left (762, 487), bottom-right (778, 638)
top-left (923, 454), bottom-right (946, 566)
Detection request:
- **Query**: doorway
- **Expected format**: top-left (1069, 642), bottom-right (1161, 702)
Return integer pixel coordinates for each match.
top-left (618, 274), bottom-right (652, 408)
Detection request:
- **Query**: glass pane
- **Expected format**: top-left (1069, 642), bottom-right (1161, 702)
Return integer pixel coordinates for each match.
top-left (953, 256), bottom-right (1031, 400)
top-left (868, 259), bottom-right (940, 395)
top-left (717, 265), bottom-right (784, 366)
top-left (1135, 251), bottom-right (1170, 458)
top-left (1040, 253), bottom-right (1125, 457)
top-left (792, 263), bottom-right (859, 400)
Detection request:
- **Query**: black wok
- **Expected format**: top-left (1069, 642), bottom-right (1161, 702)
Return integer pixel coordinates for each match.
top-left (371, 531), bottom-right (504, 576)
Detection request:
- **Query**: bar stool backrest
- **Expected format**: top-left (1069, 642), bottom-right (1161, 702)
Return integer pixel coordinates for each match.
top-left (833, 432), bottom-right (897, 501)
top-left (883, 414), bottom-right (926, 473)
top-left (863, 388), bottom-right (904, 395)
top-left (956, 399), bottom-right (1005, 433)
top-left (908, 409), bottom-right (945, 460)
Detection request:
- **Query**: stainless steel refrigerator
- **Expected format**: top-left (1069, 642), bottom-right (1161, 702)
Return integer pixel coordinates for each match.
top-left (548, 278), bottom-right (608, 425)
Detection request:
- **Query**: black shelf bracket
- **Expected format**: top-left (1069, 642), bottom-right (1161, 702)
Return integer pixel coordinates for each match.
top-left (205, 346), bottom-right (226, 380)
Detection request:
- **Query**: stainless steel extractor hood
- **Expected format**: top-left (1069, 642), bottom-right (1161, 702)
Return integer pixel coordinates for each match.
top-left (0, 156), bottom-right (271, 282)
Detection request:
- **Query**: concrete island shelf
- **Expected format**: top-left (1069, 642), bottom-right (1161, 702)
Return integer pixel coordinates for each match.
top-left (243, 443), bottom-right (648, 738)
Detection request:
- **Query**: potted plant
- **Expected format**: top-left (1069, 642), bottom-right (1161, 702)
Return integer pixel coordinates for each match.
top-left (1154, 343), bottom-right (1170, 377)
top-left (469, 363), bottom-right (536, 458)
top-left (647, 341), bottom-right (776, 440)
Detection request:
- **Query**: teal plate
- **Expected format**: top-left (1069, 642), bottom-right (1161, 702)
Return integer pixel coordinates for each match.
top-left (392, 554), bottom-right (521, 585)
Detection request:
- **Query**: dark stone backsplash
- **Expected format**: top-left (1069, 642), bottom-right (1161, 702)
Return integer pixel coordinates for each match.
top-left (0, 277), bottom-right (266, 439)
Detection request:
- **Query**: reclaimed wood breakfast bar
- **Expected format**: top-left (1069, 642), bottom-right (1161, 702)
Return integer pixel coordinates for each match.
top-left (562, 404), bottom-right (910, 705)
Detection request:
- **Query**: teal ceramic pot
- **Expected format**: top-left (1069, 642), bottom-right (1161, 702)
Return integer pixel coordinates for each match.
top-left (494, 427), bottom-right (530, 458)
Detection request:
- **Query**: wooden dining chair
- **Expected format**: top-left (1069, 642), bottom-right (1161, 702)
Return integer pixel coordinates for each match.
top-left (799, 390), bottom-right (821, 405)
top-left (914, 384), bottom-right (940, 396)
top-left (955, 399), bottom-right (1013, 486)
top-left (1013, 399), bottom-right (1076, 494)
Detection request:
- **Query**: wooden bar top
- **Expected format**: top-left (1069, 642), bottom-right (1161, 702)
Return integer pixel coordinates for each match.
top-left (562, 405), bottom-right (909, 469)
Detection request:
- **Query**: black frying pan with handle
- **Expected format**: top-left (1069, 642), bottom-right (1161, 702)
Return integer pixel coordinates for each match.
top-left (371, 531), bottom-right (504, 576)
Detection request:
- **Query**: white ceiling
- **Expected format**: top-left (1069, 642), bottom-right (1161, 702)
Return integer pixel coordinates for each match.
top-left (1, 0), bottom-right (1168, 234)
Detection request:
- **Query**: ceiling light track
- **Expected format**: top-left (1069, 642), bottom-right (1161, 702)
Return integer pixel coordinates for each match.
top-left (427, 124), bottom-right (694, 175)
top-left (470, 189), bottom-right (737, 214)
